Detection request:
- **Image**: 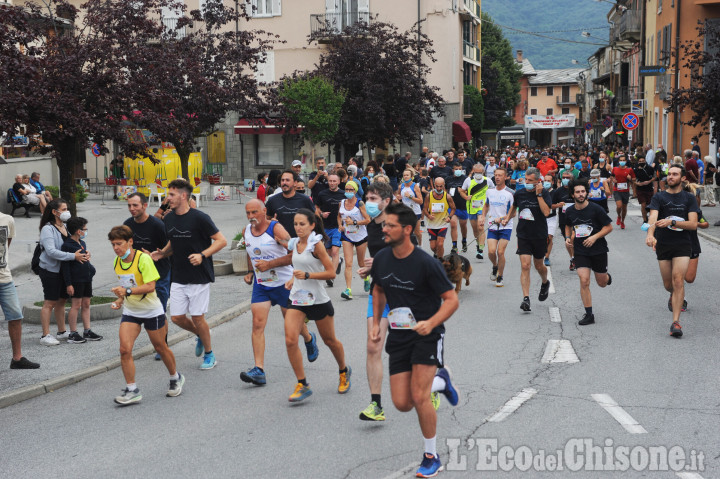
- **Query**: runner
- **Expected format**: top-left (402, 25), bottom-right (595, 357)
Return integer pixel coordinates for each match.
top-left (284, 209), bottom-right (350, 402)
top-left (314, 173), bottom-right (346, 287)
top-left (551, 170), bottom-right (576, 271)
top-left (686, 200), bottom-right (708, 285)
top-left (423, 177), bottom-right (455, 259)
top-left (150, 178), bottom-right (227, 369)
top-left (463, 164), bottom-right (493, 260)
top-left (588, 168), bottom-right (612, 213)
top-left (542, 174), bottom-right (556, 267)
top-left (397, 169), bottom-right (424, 246)
top-left (447, 163), bottom-right (469, 253)
top-left (511, 167), bottom-right (552, 312)
top-left (240, 199), bottom-right (318, 386)
top-left (266, 170), bottom-right (316, 238)
top-left (611, 154), bottom-right (636, 229)
top-left (563, 179), bottom-right (613, 326)
top-left (634, 156), bottom-right (656, 224)
top-left (480, 167), bottom-right (514, 287)
top-left (338, 181), bottom-right (370, 300)
top-left (645, 165), bottom-right (699, 338)
top-left (370, 202), bottom-right (460, 478)
top-left (108, 226), bottom-right (183, 405)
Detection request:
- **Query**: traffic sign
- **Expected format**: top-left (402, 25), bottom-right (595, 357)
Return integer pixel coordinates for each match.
top-left (603, 117), bottom-right (613, 128)
top-left (575, 129), bottom-right (583, 137)
top-left (621, 112), bottom-right (639, 130)
top-left (639, 65), bottom-right (667, 76)
top-left (91, 143), bottom-right (101, 157)
top-left (584, 122), bottom-right (593, 131)
top-left (631, 100), bottom-right (644, 116)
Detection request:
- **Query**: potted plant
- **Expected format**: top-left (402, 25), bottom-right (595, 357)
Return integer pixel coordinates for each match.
top-left (230, 230), bottom-right (249, 274)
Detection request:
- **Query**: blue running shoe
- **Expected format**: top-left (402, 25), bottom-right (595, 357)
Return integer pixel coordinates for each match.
top-left (194, 336), bottom-right (203, 357)
top-left (200, 352), bottom-right (216, 370)
top-left (240, 366), bottom-right (266, 385)
top-left (305, 332), bottom-right (319, 362)
top-left (416, 453), bottom-right (443, 478)
top-left (435, 367), bottom-right (459, 406)
top-left (154, 352), bottom-right (162, 361)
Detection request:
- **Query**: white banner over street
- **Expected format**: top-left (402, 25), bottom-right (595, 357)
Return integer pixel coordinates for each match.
top-left (524, 114), bottom-right (576, 129)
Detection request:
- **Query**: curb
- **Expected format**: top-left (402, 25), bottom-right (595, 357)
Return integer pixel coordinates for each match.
top-left (697, 230), bottom-right (720, 246)
top-left (0, 299), bottom-right (251, 409)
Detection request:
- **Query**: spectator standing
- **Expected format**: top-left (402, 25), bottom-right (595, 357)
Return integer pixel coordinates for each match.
top-left (110, 153), bottom-right (125, 200)
top-left (256, 172), bottom-right (269, 203)
top-left (307, 156), bottom-right (329, 201)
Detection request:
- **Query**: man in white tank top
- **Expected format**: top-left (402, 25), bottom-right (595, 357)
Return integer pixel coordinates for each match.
top-left (240, 200), bottom-right (318, 386)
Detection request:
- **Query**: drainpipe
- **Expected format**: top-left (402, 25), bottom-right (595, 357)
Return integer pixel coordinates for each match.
top-left (672, 0), bottom-right (681, 154)
top-left (418, 0), bottom-right (423, 156)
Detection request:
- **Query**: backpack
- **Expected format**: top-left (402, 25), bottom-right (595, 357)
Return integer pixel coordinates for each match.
top-left (31, 242), bottom-right (42, 275)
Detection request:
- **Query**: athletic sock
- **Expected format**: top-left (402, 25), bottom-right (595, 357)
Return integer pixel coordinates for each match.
top-left (452, 241), bottom-right (457, 248)
top-left (170, 372), bottom-right (179, 381)
top-left (479, 244), bottom-right (485, 251)
top-left (424, 436), bottom-right (437, 456)
top-left (585, 307), bottom-right (593, 315)
top-left (127, 383), bottom-right (137, 391)
top-left (339, 367), bottom-right (348, 374)
top-left (204, 350), bottom-right (213, 356)
top-left (371, 394), bottom-right (382, 408)
top-left (83, 328), bottom-right (90, 334)
top-left (462, 238), bottom-right (467, 244)
top-left (431, 375), bottom-right (446, 393)
top-left (523, 296), bottom-right (530, 302)
top-left (257, 367), bottom-right (264, 373)
top-left (298, 378), bottom-right (308, 386)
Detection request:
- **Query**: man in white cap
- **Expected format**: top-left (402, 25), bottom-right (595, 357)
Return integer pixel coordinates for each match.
top-left (291, 160), bottom-right (305, 183)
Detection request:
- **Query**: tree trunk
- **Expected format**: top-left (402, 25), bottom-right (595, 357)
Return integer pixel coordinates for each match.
top-left (56, 137), bottom-right (78, 216)
top-left (176, 144), bottom-right (191, 184)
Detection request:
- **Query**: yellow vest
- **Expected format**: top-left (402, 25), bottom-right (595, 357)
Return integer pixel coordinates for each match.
top-left (427, 191), bottom-right (450, 228)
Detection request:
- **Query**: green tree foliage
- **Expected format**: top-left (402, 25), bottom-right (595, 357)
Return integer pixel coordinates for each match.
top-left (463, 85), bottom-right (484, 136)
top-left (278, 73), bottom-right (345, 146)
top-left (480, 12), bottom-right (521, 130)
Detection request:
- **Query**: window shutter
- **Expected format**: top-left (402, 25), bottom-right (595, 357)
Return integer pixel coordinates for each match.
top-left (656, 31), bottom-right (661, 63)
top-left (666, 23), bottom-right (672, 66)
top-left (256, 50), bottom-right (275, 84)
top-left (273, 0), bottom-right (281, 16)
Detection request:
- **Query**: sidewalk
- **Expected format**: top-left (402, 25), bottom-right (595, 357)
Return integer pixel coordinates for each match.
top-left (0, 193), bottom-right (255, 405)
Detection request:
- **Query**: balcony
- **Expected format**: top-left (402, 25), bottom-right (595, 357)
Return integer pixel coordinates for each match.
top-left (463, 41), bottom-right (480, 65)
top-left (460, 0), bottom-right (481, 21)
top-left (615, 10), bottom-right (641, 42)
top-left (556, 96), bottom-right (577, 106)
top-left (616, 86), bottom-right (640, 107)
top-left (310, 11), bottom-right (370, 42)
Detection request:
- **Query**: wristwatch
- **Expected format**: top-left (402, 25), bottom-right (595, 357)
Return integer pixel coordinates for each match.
top-left (304, 272), bottom-right (310, 280)
top-left (353, 220), bottom-right (357, 225)
top-left (200, 252), bottom-right (206, 259)
top-left (125, 288), bottom-right (132, 297)
top-left (671, 219), bottom-right (677, 227)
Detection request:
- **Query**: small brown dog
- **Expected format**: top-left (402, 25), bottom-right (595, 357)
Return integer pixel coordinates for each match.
top-left (442, 253), bottom-right (473, 292)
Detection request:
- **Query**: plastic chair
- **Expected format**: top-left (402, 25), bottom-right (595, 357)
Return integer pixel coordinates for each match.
top-left (191, 181), bottom-right (210, 207)
top-left (145, 182), bottom-right (166, 205)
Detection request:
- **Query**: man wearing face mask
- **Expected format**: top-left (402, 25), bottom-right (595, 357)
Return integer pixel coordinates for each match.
top-left (552, 170), bottom-right (576, 270)
top-left (559, 159), bottom-right (579, 180)
top-left (447, 163), bottom-right (469, 253)
top-left (610, 154), bottom-right (635, 229)
top-left (564, 179), bottom-right (613, 326)
top-left (509, 167), bottom-right (552, 312)
top-left (542, 175), bottom-right (557, 267)
top-left (463, 164), bottom-right (494, 260)
top-left (423, 177), bottom-right (455, 259)
top-left (634, 155), bottom-right (656, 223)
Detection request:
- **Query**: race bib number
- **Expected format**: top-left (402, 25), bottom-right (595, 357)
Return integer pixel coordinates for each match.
top-left (255, 268), bottom-right (279, 284)
top-left (617, 182), bottom-right (628, 190)
top-left (589, 188), bottom-right (601, 199)
top-left (472, 199), bottom-right (484, 209)
top-left (449, 188), bottom-right (456, 197)
top-left (667, 215), bottom-right (684, 232)
top-left (518, 208), bottom-right (534, 221)
top-left (117, 273), bottom-right (138, 289)
top-left (290, 289), bottom-right (315, 306)
top-left (574, 224), bottom-right (593, 238)
top-left (431, 203), bottom-right (445, 213)
top-left (562, 204), bottom-right (571, 213)
top-left (345, 223), bottom-right (358, 234)
top-left (388, 307), bottom-right (417, 330)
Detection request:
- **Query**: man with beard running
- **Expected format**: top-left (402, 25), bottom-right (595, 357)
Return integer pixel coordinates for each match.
top-left (480, 167), bottom-right (513, 287)
top-left (564, 179), bottom-right (613, 326)
top-left (645, 165), bottom-right (699, 338)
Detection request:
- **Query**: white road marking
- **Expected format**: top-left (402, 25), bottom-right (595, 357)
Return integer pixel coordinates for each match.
top-left (676, 473), bottom-right (705, 479)
top-left (487, 388), bottom-right (538, 422)
top-left (546, 267), bottom-right (555, 294)
top-left (541, 339), bottom-right (579, 363)
top-left (549, 307), bottom-right (562, 323)
top-left (591, 394), bottom-right (648, 434)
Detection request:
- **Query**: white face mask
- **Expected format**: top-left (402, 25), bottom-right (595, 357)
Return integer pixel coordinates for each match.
top-left (59, 211), bottom-right (71, 222)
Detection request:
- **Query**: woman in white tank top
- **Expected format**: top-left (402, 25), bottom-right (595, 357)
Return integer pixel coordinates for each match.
top-left (397, 169), bottom-right (424, 246)
top-left (337, 181), bottom-right (371, 300)
top-left (284, 209), bottom-right (350, 402)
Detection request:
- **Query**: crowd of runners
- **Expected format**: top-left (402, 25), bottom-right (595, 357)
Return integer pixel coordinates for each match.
top-left (0, 141), bottom-right (710, 478)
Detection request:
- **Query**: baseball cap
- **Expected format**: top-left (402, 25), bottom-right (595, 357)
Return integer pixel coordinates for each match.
top-left (291, 160), bottom-right (302, 167)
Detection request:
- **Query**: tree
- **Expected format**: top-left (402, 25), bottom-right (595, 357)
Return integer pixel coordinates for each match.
top-left (310, 19), bottom-right (445, 152)
top-left (277, 73), bottom-right (345, 146)
top-left (480, 12), bottom-right (521, 130)
top-left (668, 21), bottom-right (720, 145)
top-left (463, 85), bottom-right (485, 138)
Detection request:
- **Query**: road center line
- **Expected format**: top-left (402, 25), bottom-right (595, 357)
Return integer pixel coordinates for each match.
top-left (541, 339), bottom-right (579, 363)
top-left (487, 388), bottom-right (538, 422)
top-left (549, 307), bottom-right (562, 323)
top-left (546, 267), bottom-right (556, 294)
top-left (591, 394), bottom-right (648, 434)
top-left (676, 473), bottom-right (705, 479)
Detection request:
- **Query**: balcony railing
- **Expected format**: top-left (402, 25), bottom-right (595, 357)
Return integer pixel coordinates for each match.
top-left (310, 11), bottom-right (370, 38)
top-left (616, 86), bottom-right (640, 106)
top-left (556, 96), bottom-right (577, 105)
top-left (616, 10), bottom-right (641, 42)
top-left (463, 41), bottom-right (480, 63)
top-left (461, 0), bottom-right (481, 20)
top-left (161, 17), bottom-right (186, 40)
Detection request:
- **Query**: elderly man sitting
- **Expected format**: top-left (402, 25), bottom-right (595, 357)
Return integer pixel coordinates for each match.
top-left (12, 174), bottom-right (47, 213)
top-left (28, 172), bottom-right (53, 203)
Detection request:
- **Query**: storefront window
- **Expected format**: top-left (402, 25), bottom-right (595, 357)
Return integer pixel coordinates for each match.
top-left (256, 135), bottom-right (284, 166)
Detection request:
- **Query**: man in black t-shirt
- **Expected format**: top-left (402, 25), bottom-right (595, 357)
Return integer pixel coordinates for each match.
top-left (370, 203), bottom-right (459, 477)
top-left (633, 155), bottom-right (656, 223)
top-left (265, 170), bottom-right (316, 238)
top-left (150, 179), bottom-right (227, 369)
top-left (314, 173), bottom-right (346, 285)
top-left (551, 170), bottom-right (575, 270)
top-left (646, 164), bottom-right (699, 338)
top-left (307, 156), bottom-right (329, 202)
top-left (509, 167), bottom-right (552, 312)
top-left (429, 156), bottom-right (453, 184)
top-left (564, 179), bottom-right (613, 326)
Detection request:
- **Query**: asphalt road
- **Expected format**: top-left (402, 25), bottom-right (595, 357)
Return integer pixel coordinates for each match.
top-left (1, 203), bottom-right (719, 478)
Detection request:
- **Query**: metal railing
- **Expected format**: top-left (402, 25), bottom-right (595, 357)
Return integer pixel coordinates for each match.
top-left (556, 96), bottom-right (576, 105)
top-left (463, 41), bottom-right (480, 63)
top-left (616, 10), bottom-right (641, 40)
top-left (161, 17), bottom-right (186, 39)
top-left (462, 0), bottom-right (481, 19)
top-left (310, 11), bottom-right (370, 36)
top-left (616, 86), bottom-right (640, 106)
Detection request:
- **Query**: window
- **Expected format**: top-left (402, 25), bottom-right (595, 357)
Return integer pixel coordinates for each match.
top-left (530, 87), bottom-right (537, 96)
top-left (546, 86), bottom-right (554, 96)
top-left (561, 85), bottom-right (570, 102)
top-left (546, 108), bottom-right (553, 115)
top-left (248, 0), bottom-right (281, 17)
top-left (530, 109), bottom-right (537, 115)
top-left (658, 0), bottom-right (662, 14)
top-left (562, 108), bottom-right (570, 115)
top-left (257, 135), bottom-right (284, 165)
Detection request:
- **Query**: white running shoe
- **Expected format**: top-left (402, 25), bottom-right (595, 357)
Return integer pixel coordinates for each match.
top-left (40, 334), bottom-right (60, 346)
top-left (55, 331), bottom-right (70, 340)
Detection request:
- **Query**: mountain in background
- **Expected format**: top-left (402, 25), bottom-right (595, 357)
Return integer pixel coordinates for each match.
top-left (482, 0), bottom-right (610, 69)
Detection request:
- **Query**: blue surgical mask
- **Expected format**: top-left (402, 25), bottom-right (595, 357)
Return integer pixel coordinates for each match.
top-left (454, 170), bottom-right (463, 177)
top-left (403, 179), bottom-right (412, 184)
top-left (81, 230), bottom-right (88, 239)
top-left (344, 192), bottom-right (355, 199)
top-left (543, 181), bottom-right (552, 189)
top-left (365, 201), bottom-right (381, 218)
top-left (619, 161), bottom-right (626, 167)
top-left (524, 183), bottom-right (535, 191)
top-left (562, 178), bottom-right (570, 187)
top-left (120, 248), bottom-right (132, 260)
top-left (368, 173), bottom-right (374, 178)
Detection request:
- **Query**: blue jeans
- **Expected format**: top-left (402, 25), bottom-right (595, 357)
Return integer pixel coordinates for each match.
top-left (155, 271), bottom-right (171, 313)
top-left (0, 281), bottom-right (23, 321)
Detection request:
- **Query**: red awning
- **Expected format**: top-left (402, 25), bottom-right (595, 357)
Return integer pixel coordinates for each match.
top-left (234, 118), bottom-right (302, 135)
top-left (452, 121), bottom-right (472, 143)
